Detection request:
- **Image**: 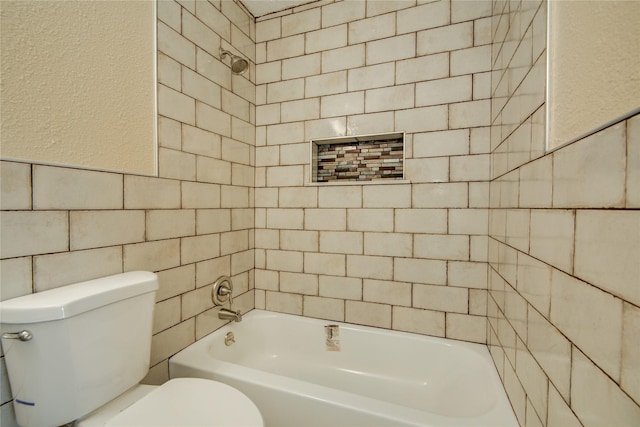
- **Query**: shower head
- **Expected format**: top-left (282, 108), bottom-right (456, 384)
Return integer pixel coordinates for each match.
top-left (220, 48), bottom-right (249, 75)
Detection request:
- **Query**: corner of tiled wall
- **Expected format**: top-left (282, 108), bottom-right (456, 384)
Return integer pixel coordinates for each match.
top-left (488, 0), bottom-right (640, 425)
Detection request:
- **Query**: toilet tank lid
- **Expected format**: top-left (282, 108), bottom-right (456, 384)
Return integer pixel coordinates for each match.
top-left (0, 271), bottom-right (159, 324)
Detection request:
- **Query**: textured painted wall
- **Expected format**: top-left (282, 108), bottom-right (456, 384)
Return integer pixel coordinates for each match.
top-left (548, 1), bottom-right (640, 148)
top-left (0, 1), bottom-right (156, 175)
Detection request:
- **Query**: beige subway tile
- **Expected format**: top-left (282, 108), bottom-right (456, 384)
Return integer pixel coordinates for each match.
top-left (231, 209), bottom-right (253, 231)
top-left (305, 208), bottom-right (346, 230)
top-left (575, 210), bottom-right (640, 306)
top-left (157, 0), bottom-right (180, 32)
top-left (281, 98), bottom-right (320, 123)
top-left (552, 268), bottom-right (623, 381)
top-left (414, 234), bottom-right (469, 260)
top-left (267, 165), bottom-right (304, 187)
top-left (363, 279), bottom-right (411, 306)
top-left (306, 24), bottom-right (347, 54)
top-left (450, 154), bottom-right (490, 182)
top-left (266, 249), bottom-right (303, 272)
top-left (303, 296), bottom-right (344, 321)
top-left (196, 48), bottom-right (230, 90)
top-left (417, 22), bottom-right (472, 55)
top-left (451, 0), bottom-right (492, 22)
top-left (280, 271), bottom-right (318, 295)
top-left (150, 319), bottom-right (195, 366)
top-left (413, 183), bottom-right (468, 208)
top-left (450, 45), bottom-right (491, 75)
top-left (182, 10), bottom-right (220, 57)
top-left (320, 231), bottom-right (362, 254)
top-left (366, 33), bottom-right (415, 65)
top-left (196, 102), bottom-right (231, 137)
top-left (627, 115), bottom-right (640, 207)
top-left (256, 62), bottom-right (281, 85)
top-left (346, 112), bottom-right (394, 135)
top-left (265, 291), bottom-right (303, 315)
top-left (157, 22), bottom-right (195, 69)
top-left (322, 44), bottom-right (365, 74)
top-left (124, 239), bottom-right (180, 272)
top-left (395, 209), bottom-right (447, 233)
top-left (503, 355), bottom-right (527, 425)
top-left (349, 12), bottom-right (395, 45)
top-left (278, 187), bottom-right (317, 209)
top-left (256, 16), bottom-right (280, 43)
top-left (529, 210), bottom-right (574, 273)
top-left (153, 297), bottom-right (181, 334)
top-left (231, 250), bottom-right (254, 277)
top-left (347, 62), bottom-right (395, 91)
top-left (220, 230), bottom-right (249, 256)
top-left (322, 0), bottom-right (365, 27)
top-left (414, 283), bottom-right (468, 313)
top-left (321, 91), bottom-right (365, 118)
top-left (221, 90), bottom-right (250, 122)
top-left (547, 385), bottom-right (582, 427)
top-left (34, 247), bottom-right (122, 292)
top-left (449, 100), bottom-right (491, 129)
top-left (196, 209), bottom-right (231, 235)
top-left (0, 257), bottom-right (32, 300)
top-left (516, 253), bottom-right (551, 316)
top-left (318, 186), bottom-right (361, 208)
top-left (254, 269), bottom-right (279, 291)
top-left (366, 0), bottom-right (413, 16)
top-left (182, 125), bottom-right (221, 157)
top-left (220, 185), bottom-right (250, 208)
top-left (306, 71), bottom-right (347, 98)
top-left (505, 208), bottom-right (529, 252)
top-left (70, 210), bottom-right (144, 250)
top-left (196, 0), bottom-right (230, 40)
top-left (182, 67), bottom-right (220, 108)
top-left (158, 148), bottom-right (196, 181)
top-left (266, 208), bottom-right (304, 229)
top-left (33, 166), bottom-right (122, 210)
top-left (347, 208), bottom-right (393, 231)
top-left (124, 175), bottom-right (180, 209)
top-left (267, 34), bottom-right (304, 61)
top-left (397, 1), bottom-right (449, 34)
top-left (362, 185), bottom-right (411, 208)
top-left (412, 129), bottom-right (468, 158)
top-left (181, 285), bottom-right (215, 320)
top-left (416, 76), bottom-right (472, 107)
top-left (319, 275), bottom-right (362, 300)
top-left (448, 261), bottom-right (487, 289)
top-left (621, 302), bottom-right (640, 404)
top-left (279, 142), bottom-right (308, 166)
top-left (345, 300), bottom-right (391, 328)
top-left (392, 306), bottom-right (445, 336)
top-left (1, 211), bottom-right (68, 258)
top-left (553, 122), bottom-right (626, 208)
top-left (304, 252), bottom-right (346, 276)
top-left (449, 208), bottom-right (488, 235)
top-left (282, 7), bottom-right (320, 37)
top-left (346, 254), bottom-right (393, 280)
top-left (158, 84), bottom-right (195, 125)
top-left (282, 53), bottom-right (321, 80)
top-left (182, 182), bottom-right (220, 209)
top-left (572, 348), bottom-right (640, 426)
top-left (528, 308), bottom-right (571, 401)
top-left (366, 84), bottom-right (414, 113)
top-left (197, 157), bottom-right (231, 185)
top-left (515, 339), bottom-right (549, 422)
top-left (280, 230), bottom-right (317, 252)
top-left (394, 258), bottom-right (447, 285)
top-left (519, 155), bottom-right (552, 208)
top-left (266, 122), bottom-right (305, 145)
top-left (1, 161), bottom-right (31, 210)
top-left (469, 289), bottom-right (487, 315)
top-left (396, 53), bottom-right (449, 85)
top-left (396, 105), bottom-right (448, 133)
top-left (231, 163), bottom-right (254, 187)
top-left (158, 116), bottom-right (181, 150)
top-left (446, 313), bottom-right (486, 343)
top-left (156, 264), bottom-right (196, 302)
top-left (181, 234), bottom-right (220, 264)
top-left (364, 232), bottom-right (412, 257)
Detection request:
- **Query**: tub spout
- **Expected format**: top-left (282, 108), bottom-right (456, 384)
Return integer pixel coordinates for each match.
top-left (218, 307), bottom-right (242, 322)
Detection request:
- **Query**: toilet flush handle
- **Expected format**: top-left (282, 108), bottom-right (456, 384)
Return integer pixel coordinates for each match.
top-left (2, 330), bottom-right (33, 341)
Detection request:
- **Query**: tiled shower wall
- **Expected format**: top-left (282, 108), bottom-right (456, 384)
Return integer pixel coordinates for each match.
top-left (0, 1), bottom-right (256, 423)
top-left (488, 0), bottom-right (640, 426)
top-left (254, 0), bottom-right (493, 339)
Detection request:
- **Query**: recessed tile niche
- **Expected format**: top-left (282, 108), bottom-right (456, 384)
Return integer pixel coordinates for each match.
top-left (311, 132), bottom-right (405, 183)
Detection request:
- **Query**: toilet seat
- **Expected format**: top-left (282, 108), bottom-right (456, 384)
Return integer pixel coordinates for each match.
top-left (104, 378), bottom-right (263, 426)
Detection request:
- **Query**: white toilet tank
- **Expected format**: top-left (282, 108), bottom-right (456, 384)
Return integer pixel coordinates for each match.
top-left (0, 271), bottom-right (159, 427)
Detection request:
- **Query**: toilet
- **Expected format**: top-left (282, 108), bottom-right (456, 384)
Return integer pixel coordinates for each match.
top-left (0, 271), bottom-right (263, 427)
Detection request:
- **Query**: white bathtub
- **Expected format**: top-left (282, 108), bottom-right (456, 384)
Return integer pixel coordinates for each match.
top-left (169, 310), bottom-right (517, 427)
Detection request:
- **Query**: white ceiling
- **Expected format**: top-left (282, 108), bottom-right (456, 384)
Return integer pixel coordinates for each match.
top-left (241, 0), bottom-right (318, 17)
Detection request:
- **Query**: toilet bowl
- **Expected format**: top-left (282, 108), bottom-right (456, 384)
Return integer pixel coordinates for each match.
top-left (79, 378), bottom-right (263, 426)
top-left (0, 272), bottom-right (263, 427)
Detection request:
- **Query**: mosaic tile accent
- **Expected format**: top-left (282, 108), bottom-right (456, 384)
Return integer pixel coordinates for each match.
top-left (313, 134), bottom-right (404, 182)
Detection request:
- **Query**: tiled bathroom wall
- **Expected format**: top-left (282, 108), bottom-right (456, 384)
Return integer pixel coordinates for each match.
top-left (0, 1), bottom-right (256, 423)
top-left (488, 0), bottom-right (640, 426)
top-left (253, 0), bottom-right (494, 341)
